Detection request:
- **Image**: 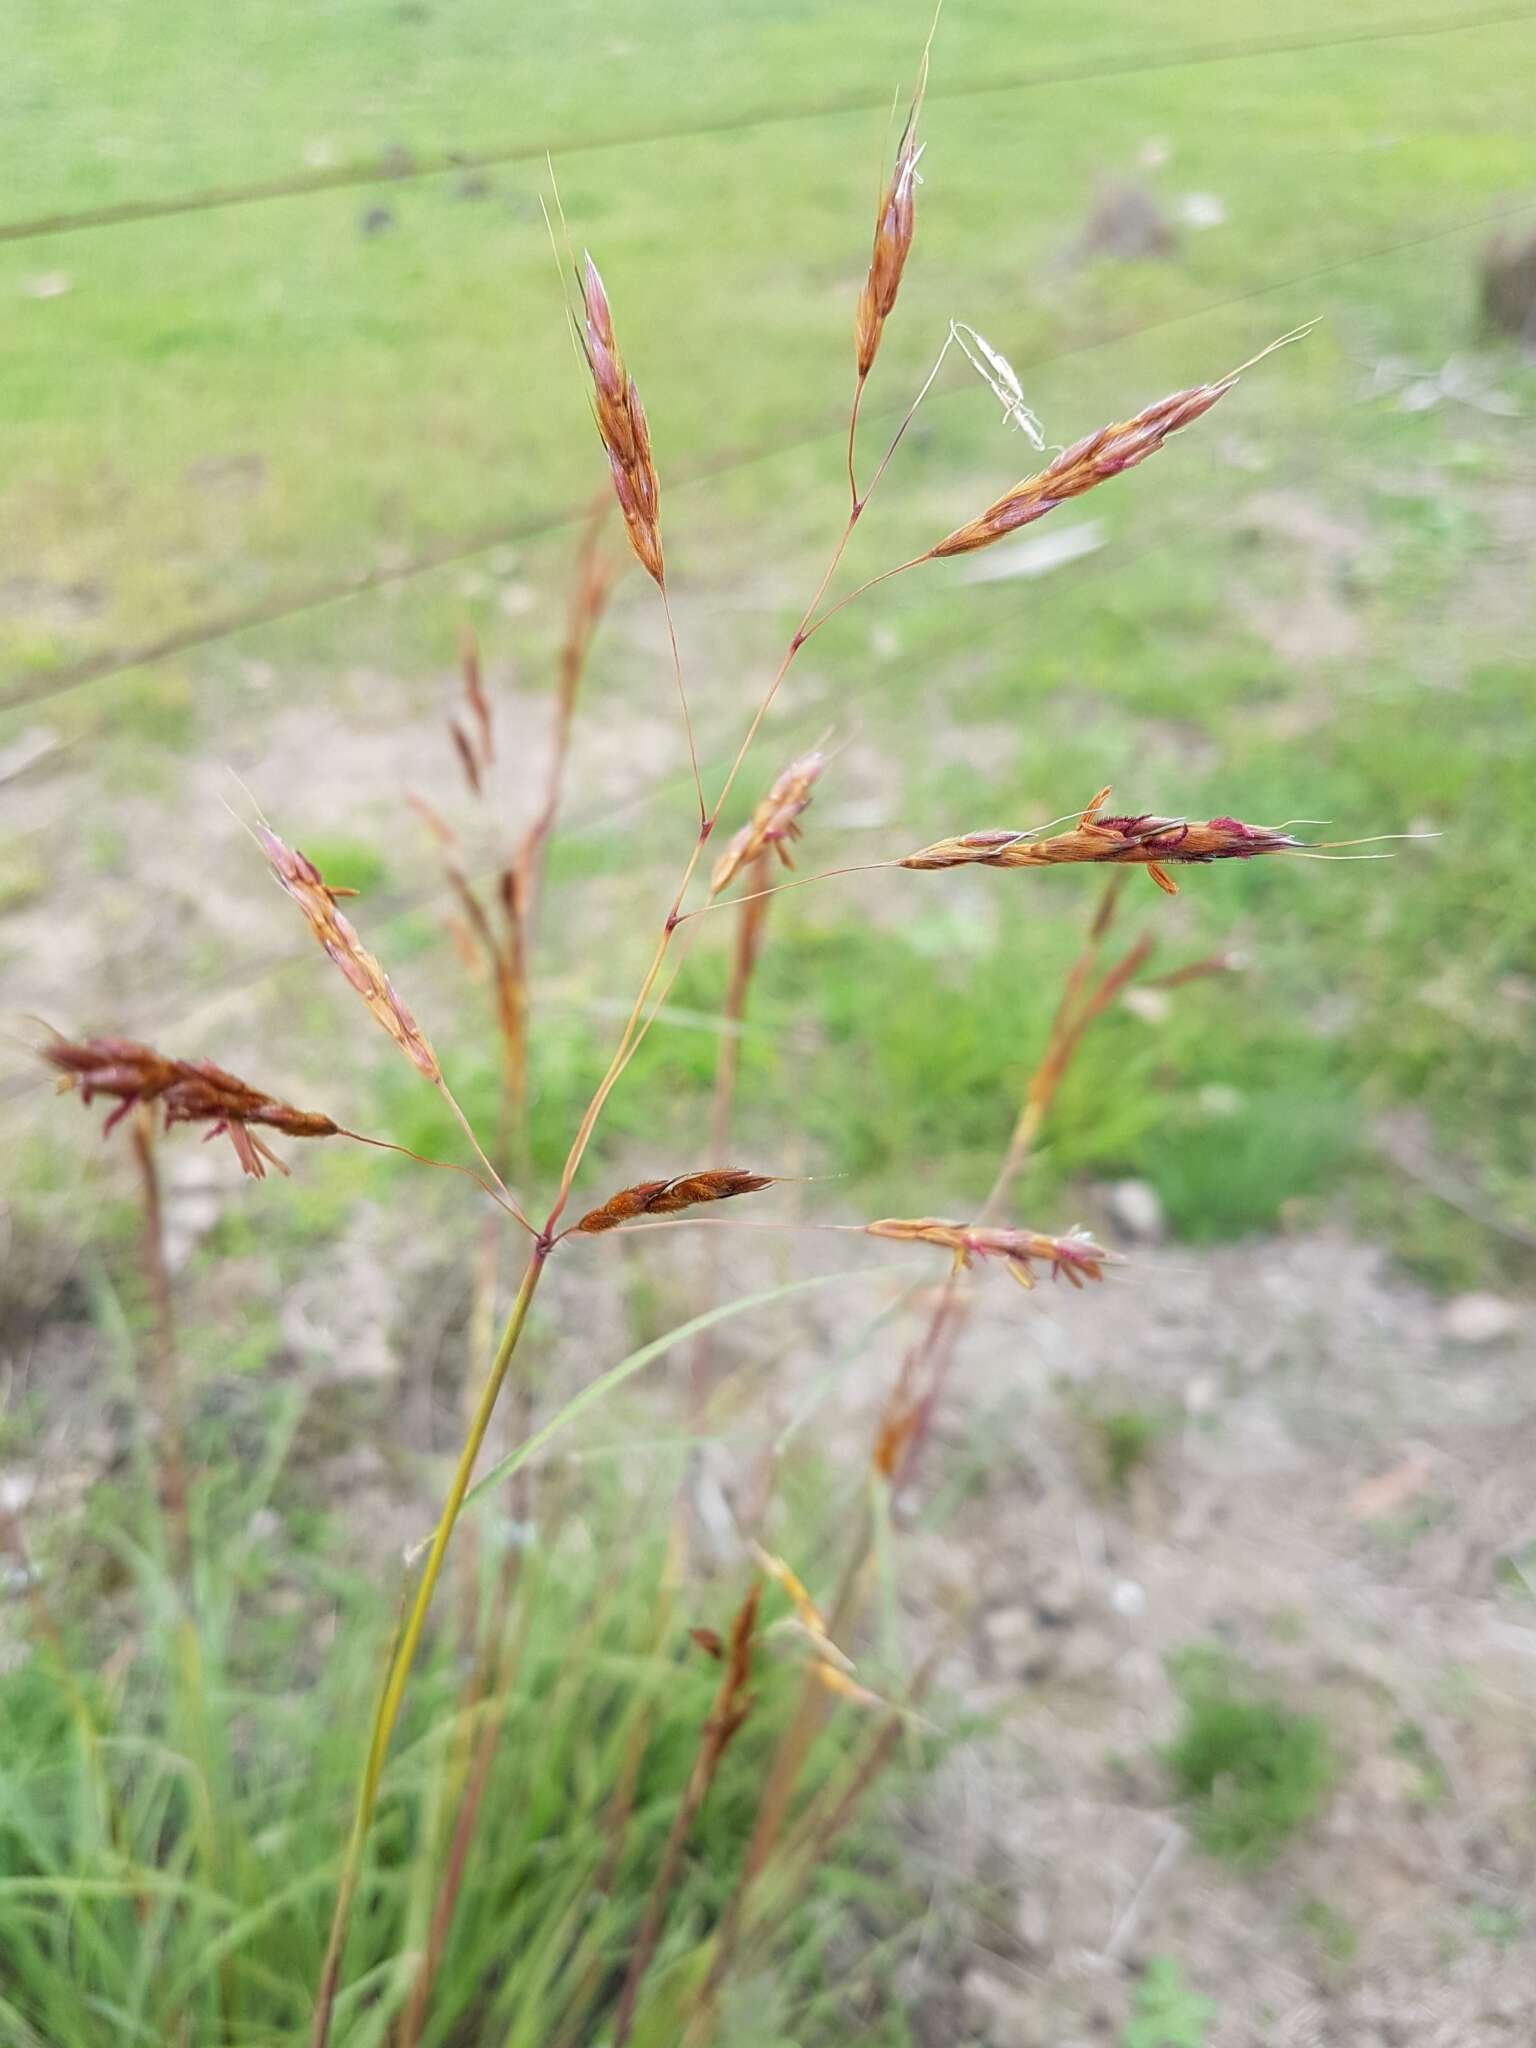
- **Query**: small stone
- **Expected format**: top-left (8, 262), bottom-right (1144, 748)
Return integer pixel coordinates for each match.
top-left (1111, 1577), bottom-right (1146, 1618)
top-left (1108, 1179), bottom-right (1166, 1243)
top-left (1121, 986), bottom-right (1171, 1025)
top-left (962, 1965), bottom-right (1043, 2045)
top-left (1441, 1292), bottom-right (1519, 1346)
top-left (983, 1603), bottom-right (1043, 1679)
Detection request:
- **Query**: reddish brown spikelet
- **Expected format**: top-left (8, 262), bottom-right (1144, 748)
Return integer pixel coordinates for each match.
top-left (41, 1034), bottom-right (339, 1180)
top-left (855, 63), bottom-right (927, 380)
top-left (709, 750), bottom-right (826, 895)
top-left (257, 825), bottom-right (441, 1079)
top-left (459, 630), bottom-right (494, 768)
top-left (573, 1168), bottom-right (777, 1234)
top-left (578, 254), bottom-right (664, 585)
top-left (928, 376), bottom-right (1235, 559)
top-left (865, 1216), bottom-right (1110, 1290)
top-left (900, 787), bottom-right (1303, 896)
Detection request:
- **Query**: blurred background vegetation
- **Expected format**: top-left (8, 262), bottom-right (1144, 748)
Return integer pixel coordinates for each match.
top-left (2, 3), bottom-right (1534, 2044)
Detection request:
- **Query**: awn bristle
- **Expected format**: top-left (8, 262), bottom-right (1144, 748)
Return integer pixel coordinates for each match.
top-left (709, 750), bottom-right (826, 895)
top-left (864, 1216), bottom-right (1110, 1290)
top-left (577, 254), bottom-right (665, 585)
top-left (573, 1168), bottom-right (778, 1234)
top-left (41, 1034), bottom-right (339, 1179)
top-left (257, 825), bottom-right (442, 1078)
top-left (901, 787), bottom-right (1304, 896)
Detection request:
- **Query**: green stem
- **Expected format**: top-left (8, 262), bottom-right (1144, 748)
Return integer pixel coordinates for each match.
top-left (309, 1243), bottom-right (548, 2048)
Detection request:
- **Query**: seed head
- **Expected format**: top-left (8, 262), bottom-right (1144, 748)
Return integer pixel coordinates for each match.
top-left (257, 826), bottom-right (441, 1078)
top-left (865, 1217), bottom-right (1110, 1290)
top-left (710, 750), bottom-right (825, 895)
top-left (573, 1167), bottom-right (778, 1234)
top-left (41, 1034), bottom-right (339, 1179)
top-left (929, 378), bottom-right (1232, 558)
top-left (925, 325), bottom-right (1313, 559)
top-left (900, 787), bottom-right (1304, 896)
top-left (577, 254), bottom-right (664, 585)
top-left (855, 67), bottom-right (927, 381)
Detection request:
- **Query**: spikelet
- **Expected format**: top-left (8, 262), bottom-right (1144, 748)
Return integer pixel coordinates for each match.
top-left (573, 1168), bottom-right (778, 1234)
top-left (257, 826), bottom-right (441, 1079)
top-left (865, 1217), bottom-right (1110, 1290)
top-left (901, 787), bottom-right (1304, 896)
top-left (709, 751), bottom-right (825, 895)
top-left (855, 59), bottom-right (928, 381)
top-left (929, 378), bottom-right (1233, 557)
top-left (41, 1034), bottom-right (339, 1179)
top-left (577, 254), bottom-right (664, 585)
top-left (925, 326), bottom-right (1312, 559)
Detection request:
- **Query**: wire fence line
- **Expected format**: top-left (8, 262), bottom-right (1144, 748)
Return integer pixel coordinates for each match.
top-left (5, 190), bottom-right (1531, 721)
top-left (0, 413), bottom-right (1399, 1106)
top-left (3, 7), bottom-right (1531, 247)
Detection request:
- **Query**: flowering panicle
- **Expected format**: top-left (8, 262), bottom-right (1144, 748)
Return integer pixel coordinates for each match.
top-left (865, 1217), bottom-right (1110, 1290)
top-left (710, 750), bottom-right (825, 895)
top-left (41, 1034), bottom-right (339, 1179)
top-left (901, 787), bottom-right (1305, 896)
top-left (573, 1168), bottom-right (778, 1235)
top-left (577, 255), bottom-right (664, 585)
top-left (257, 826), bottom-right (441, 1078)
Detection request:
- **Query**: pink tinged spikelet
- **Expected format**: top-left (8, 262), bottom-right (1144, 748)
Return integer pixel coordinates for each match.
top-left (928, 379), bottom-right (1232, 558)
top-left (855, 65), bottom-right (927, 381)
top-left (578, 254), bottom-right (664, 585)
top-left (710, 750), bottom-right (826, 895)
top-left (41, 1034), bottom-right (340, 1179)
top-left (257, 826), bottom-right (441, 1079)
top-left (900, 788), bottom-right (1304, 896)
top-left (864, 1217), bottom-right (1111, 1290)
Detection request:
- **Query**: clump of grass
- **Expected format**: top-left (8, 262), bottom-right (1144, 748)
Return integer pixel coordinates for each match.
top-left (19, 15), bottom-right (1378, 2044)
top-left (1164, 1649), bottom-right (1335, 1864)
top-left (1125, 1956), bottom-right (1215, 2048)
top-left (1089, 1402), bottom-right (1171, 1495)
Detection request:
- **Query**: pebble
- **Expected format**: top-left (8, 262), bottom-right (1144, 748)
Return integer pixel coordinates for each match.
top-left (961, 1965), bottom-right (1044, 2045)
top-left (1441, 1292), bottom-right (1519, 1346)
top-left (1109, 1179), bottom-right (1167, 1243)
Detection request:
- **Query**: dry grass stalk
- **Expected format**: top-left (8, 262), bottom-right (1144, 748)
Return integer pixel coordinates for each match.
top-left (577, 254), bottom-right (664, 587)
top-left (864, 1216), bottom-right (1110, 1290)
top-left (573, 1168), bottom-right (778, 1235)
top-left (610, 1584), bottom-right (761, 2047)
top-left (902, 784), bottom-right (1305, 896)
top-left (257, 825), bottom-right (441, 1080)
top-left (709, 749), bottom-right (825, 896)
top-left (41, 1033), bottom-right (340, 1180)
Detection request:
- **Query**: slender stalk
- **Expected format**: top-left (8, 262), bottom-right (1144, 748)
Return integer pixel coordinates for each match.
top-left (611, 1586), bottom-right (760, 2046)
top-left (661, 580), bottom-right (706, 827)
top-left (128, 1112), bottom-right (191, 1581)
top-left (309, 1243), bottom-right (547, 2048)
